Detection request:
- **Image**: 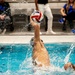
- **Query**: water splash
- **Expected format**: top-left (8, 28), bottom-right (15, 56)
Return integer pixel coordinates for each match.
top-left (0, 43), bottom-right (75, 75)
top-left (64, 43), bottom-right (75, 64)
top-left (20, 45), bottom-right (32, 69)
top-left (21, 23), bottom-right (31, 32)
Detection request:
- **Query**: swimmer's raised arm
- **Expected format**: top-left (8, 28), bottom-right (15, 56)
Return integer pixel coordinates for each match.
top-left (30, 16), bottom-right (40, 41)
top-left (30, 16), bottom-right (50, 67)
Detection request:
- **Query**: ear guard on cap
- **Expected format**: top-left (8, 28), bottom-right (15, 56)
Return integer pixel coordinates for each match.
top-left (30, 37), bottom-right (34, 47)
top-left (30, 37), bottom-right (43, 47)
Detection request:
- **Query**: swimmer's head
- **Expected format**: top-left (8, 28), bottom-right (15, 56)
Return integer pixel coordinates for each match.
top-left (30, 37), bottom-right (43, 47)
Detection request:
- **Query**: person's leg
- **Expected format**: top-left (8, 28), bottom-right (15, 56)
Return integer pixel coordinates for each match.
top-left (1, 16), bottom-right (11, 34)
top-left (44, 16), bottom-right (48, 31)
top-left (62, 16), bottom-right (70, 31)
top-left (65, 12), bottom-right (74, 30)
top-left (44, 4), bottom-right (55, 34)
top-left (68, 20), bottom-right (74, 29)
top-left (38, 4), bottom-right (44, 14)
top-left (38, 4), bottom-right (45, 33)
top-left (62, 19), bottom-right (66, 31)
top-left (0, 20), bottom-right (4, 32)
top-left (9, 16), bottom-right (14, 32)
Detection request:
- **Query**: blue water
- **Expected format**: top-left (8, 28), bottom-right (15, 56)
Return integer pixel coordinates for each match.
top-left (0, 43), bottom-right (75, 75)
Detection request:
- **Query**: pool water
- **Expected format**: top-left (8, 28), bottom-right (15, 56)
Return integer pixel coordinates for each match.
top-left (0, 43), bottom-right (75, 75)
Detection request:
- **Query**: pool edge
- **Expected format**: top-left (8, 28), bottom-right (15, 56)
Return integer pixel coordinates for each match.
top-left (0, 35), bottom-right (75, 44)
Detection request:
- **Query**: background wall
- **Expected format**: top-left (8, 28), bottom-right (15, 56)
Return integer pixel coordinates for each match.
top-left (5, 0), bottom-right (67, 2)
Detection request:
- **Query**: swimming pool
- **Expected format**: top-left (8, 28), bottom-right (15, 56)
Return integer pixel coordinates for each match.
top-left (0, 42), bottom-right (75, 75)
top-left (0, 35), bottom-right (75, 75)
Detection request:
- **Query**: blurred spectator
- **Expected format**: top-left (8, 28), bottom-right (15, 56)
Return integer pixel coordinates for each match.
top-left (60, 0), bottom-right (75, 31)
top-left (0, 0), bottom-right (14, 34)
top-left (34, 0), bottom-right (56, 34)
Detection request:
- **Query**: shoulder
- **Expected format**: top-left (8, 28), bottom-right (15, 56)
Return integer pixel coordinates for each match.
top-left (63, 4), bottom-right (67, 7)
top-left (63, 4), bottom-right (67, 8)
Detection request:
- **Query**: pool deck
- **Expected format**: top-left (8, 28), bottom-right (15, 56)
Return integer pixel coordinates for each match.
top-left (0, 26), bottom-right (75, 44)
top-left (0, 34), bottom-right (75, 44)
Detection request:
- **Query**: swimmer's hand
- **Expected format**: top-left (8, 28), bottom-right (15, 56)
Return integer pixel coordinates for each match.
top-left (30, 16), bottom-right (40, 27)
top-left (64, 62), bottom-right (75, 70)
